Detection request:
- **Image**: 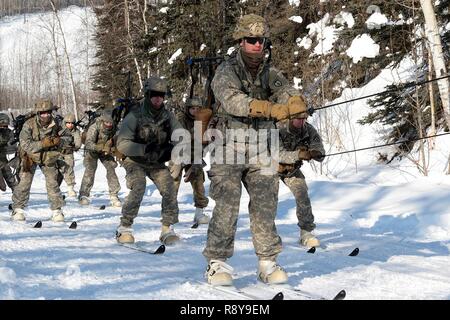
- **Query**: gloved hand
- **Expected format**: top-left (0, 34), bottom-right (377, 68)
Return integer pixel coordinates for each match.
top-left (41, 136), bottom-right (60, 148)
top-left (309, 150), bottom-right (325, 161)
top-left (249, 99), bottom-right (289, 121)
top-left (287, 96), bottom-right (308, 118)
top-left (298, 149), bottom-right (312, 161)
top-left (102, 139), bottom-right (113, 155)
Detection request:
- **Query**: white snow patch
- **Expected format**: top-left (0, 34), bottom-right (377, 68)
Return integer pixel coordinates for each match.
top-left (289, 16), bottom-right (303, 24)
top-left (168, 48), bottom-right (183, 64)
top-left (366, 12), bottom-right (389, 29)
top-left (346, 34), bottom-right (380, 63)
top-left (334, 11), bottom-right (355, 28)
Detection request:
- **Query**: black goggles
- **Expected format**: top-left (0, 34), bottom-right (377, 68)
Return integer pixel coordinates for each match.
top-left (244, 37), bottom-right (265, 45)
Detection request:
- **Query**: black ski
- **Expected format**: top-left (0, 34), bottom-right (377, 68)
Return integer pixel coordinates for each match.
top-left (119, 243), bottom-right (165, 255)
top-left (29, 220), bottom-right (77, 229)
top-left (272, 292), bottom-right (284, 300)
top-left (333, 290), bottom-right (346, 300)
top-left (307, 246), bottom-right (359, 257)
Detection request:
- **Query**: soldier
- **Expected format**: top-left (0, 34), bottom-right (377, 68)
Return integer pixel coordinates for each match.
top-left (203, 14), bottom-right (307, 286)
top-left (115, 76), bottom-right (185, 245)
top-left (78, 111), bottom-right (121, 207)
top-left (168, 97), bottom-right (210, 225)
top-left (277, 117), bottom-right (325, 248)
top-left (11, 99), bottom-right (67, 222)
top-left (58, 113), bottom-right (82, 197)
top-left (0, 113), bottom-right (18, 191)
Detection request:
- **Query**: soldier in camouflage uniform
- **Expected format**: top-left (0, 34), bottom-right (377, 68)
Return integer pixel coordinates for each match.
top-left (203, 14), bottom-right (308, 286)
top-left (11, 99), bottom-right (69, 222)
top-left (58, 113), bottom-right (82, 198)
top-left (0, 113), bottom-right (18, 191)
top-left (277, 117), bottom-right (325, 248)
top-left (115, 76), bottom-right (186, 245)
top-left (78, 111), bottom-right (121, 207)
top-left (168, 97), bottom-right (210, 225)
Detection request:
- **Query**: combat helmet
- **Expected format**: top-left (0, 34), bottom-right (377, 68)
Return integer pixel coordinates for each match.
top-left (143, 77), bottom-right (168, 94)
top-left (0, 113), bottom-right (10, 126)
top-left (185, 97), bottom-right (203, 108)
top-left (35, 99), bottom-right (56, 113)
top-left (63, 113), bottom-right (76, 124)
top-left (232, 14), bottom-right (269, 40)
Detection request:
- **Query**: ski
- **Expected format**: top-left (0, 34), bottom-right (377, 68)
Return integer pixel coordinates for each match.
top-left (119, 243), bottom-right (165, 255)
top-left (16, 220), bottom-right (78, 229)
top-left (307, 246), bottom-right (359, 257)
top-left (254, 283), bottom-right (346, 300)
top-left (193, 280), bottom-right (281, 300)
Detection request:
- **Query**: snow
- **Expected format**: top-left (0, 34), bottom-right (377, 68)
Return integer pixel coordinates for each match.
top-left (168, 48), bottom-right (183, 64)
top-left (0, 6), bottom-right (97, 89)
top-left (306, 14), bottom-right (339, 56)
top-left (366, 12), bottom-right (389, 29)
top-left (333, 11), bottom-right (355, 28)
top-left (346, 34), bottom-right (380, 63)
top-left (289, 16), bottom-right (303, 24)
top-left (289, 0), bottom-right (300, 6)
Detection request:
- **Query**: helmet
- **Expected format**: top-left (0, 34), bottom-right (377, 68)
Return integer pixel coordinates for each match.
top-left (232, 14), bottom-right (269, 40)
top-left (0, 113), bottom-right (10, 126)
top-left (99, 110), bottom-right (113, 123)
top-left (63, 113), bottom-right (76, 123)
top-left (143, 77), bottom-right (168, 94)
top-left (185, 97), bottom-right (203, 108)
top-left (35, 99), bottom-right (56, 113)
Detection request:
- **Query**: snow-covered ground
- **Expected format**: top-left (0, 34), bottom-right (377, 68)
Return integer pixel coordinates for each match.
top-left (1, 141), bottom-right (449, 300)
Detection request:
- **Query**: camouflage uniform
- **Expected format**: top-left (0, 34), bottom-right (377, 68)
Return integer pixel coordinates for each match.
top-left (203, 19), bottom-right (302, 263)
top-left (169, 97), bottom-right (209, 210)
top-left (277, 121), bottom-right (325, 232)
top-left (58, 114), bottom-right (82, 188)
top-left (12, 100), bottom-right (65, 212)
top-left (78, 112), bottom-right (121, 199)
top-left (0, 113), bottom-right (18, 191)
top-left (116, 77), bottom-right (185, 230)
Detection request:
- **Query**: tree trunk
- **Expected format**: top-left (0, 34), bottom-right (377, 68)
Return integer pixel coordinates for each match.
top-left (48, 0), bottom-right (79, 120)
top-left (420, 0), bottom-right (450, 129)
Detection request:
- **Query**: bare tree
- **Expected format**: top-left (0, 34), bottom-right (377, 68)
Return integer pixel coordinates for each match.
top-left (48, 0), bottom-right (79, 120)
top-left (420, 0), bottom-right (450, 129)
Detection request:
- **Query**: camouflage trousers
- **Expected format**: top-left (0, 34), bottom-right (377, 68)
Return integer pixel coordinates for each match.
top-left (120, 159), bottom-right (179, 227)
top-left (203, 164), bottom-right (282, 261)
top-left (0, 157), bottom-right (17, 190)
top-left (12, 162), bottom-right (65, 210)
top-left (58, 153), bottom-right (76, 187)
top-left (281, 170), bottom-right (316, 232)
top-left (79, 151), bottom-right (120, 198)
top-left (172, 165), bottom-right (209, 209)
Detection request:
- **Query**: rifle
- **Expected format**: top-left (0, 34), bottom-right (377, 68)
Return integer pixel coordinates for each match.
top-left (186, 56), bottom-right (225, 144)
top-left (112, 71), bottom-right (139, 128)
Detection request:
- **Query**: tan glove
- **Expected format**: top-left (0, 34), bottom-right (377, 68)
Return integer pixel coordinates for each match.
top-left (287, 96), bottom-right (308, 118)
top-left (41, 136), bottom-right (60, 148)
top-left (309, 150), bottom-right (325, 161)
top-left (249, 100), bottom-right (289, 121)
top-left (298, 148), bottom-right (312, 161)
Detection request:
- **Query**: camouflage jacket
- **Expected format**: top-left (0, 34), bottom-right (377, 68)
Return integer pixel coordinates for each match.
top-left (211, 49), bottom-right (301, 161)
top-left (277, 121), bottom-right (325, 175)
top-left (19, 116), bottom-right (62, 166)
top-left (211, 48), bottom-right (300, 124)
top-left (59, 127), bottom-right (82, 155)
top-left (116, 101), bottom-right (184, 166)
top-left (84, 118), bottom-right (116, 155)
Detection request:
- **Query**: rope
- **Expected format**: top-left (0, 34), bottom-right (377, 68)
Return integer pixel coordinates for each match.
top-left (315, 74), bottom-right (450, 111)
top-left (324, 132), bottom-right (450, 158)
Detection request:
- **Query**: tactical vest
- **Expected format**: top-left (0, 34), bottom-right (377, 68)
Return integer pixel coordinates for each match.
top-left (215, 54), bottom-right (275, 132)
top-left (129, 105), bottom-right (173, 164)
top-left (25, 117), bottom-right (61, 166)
